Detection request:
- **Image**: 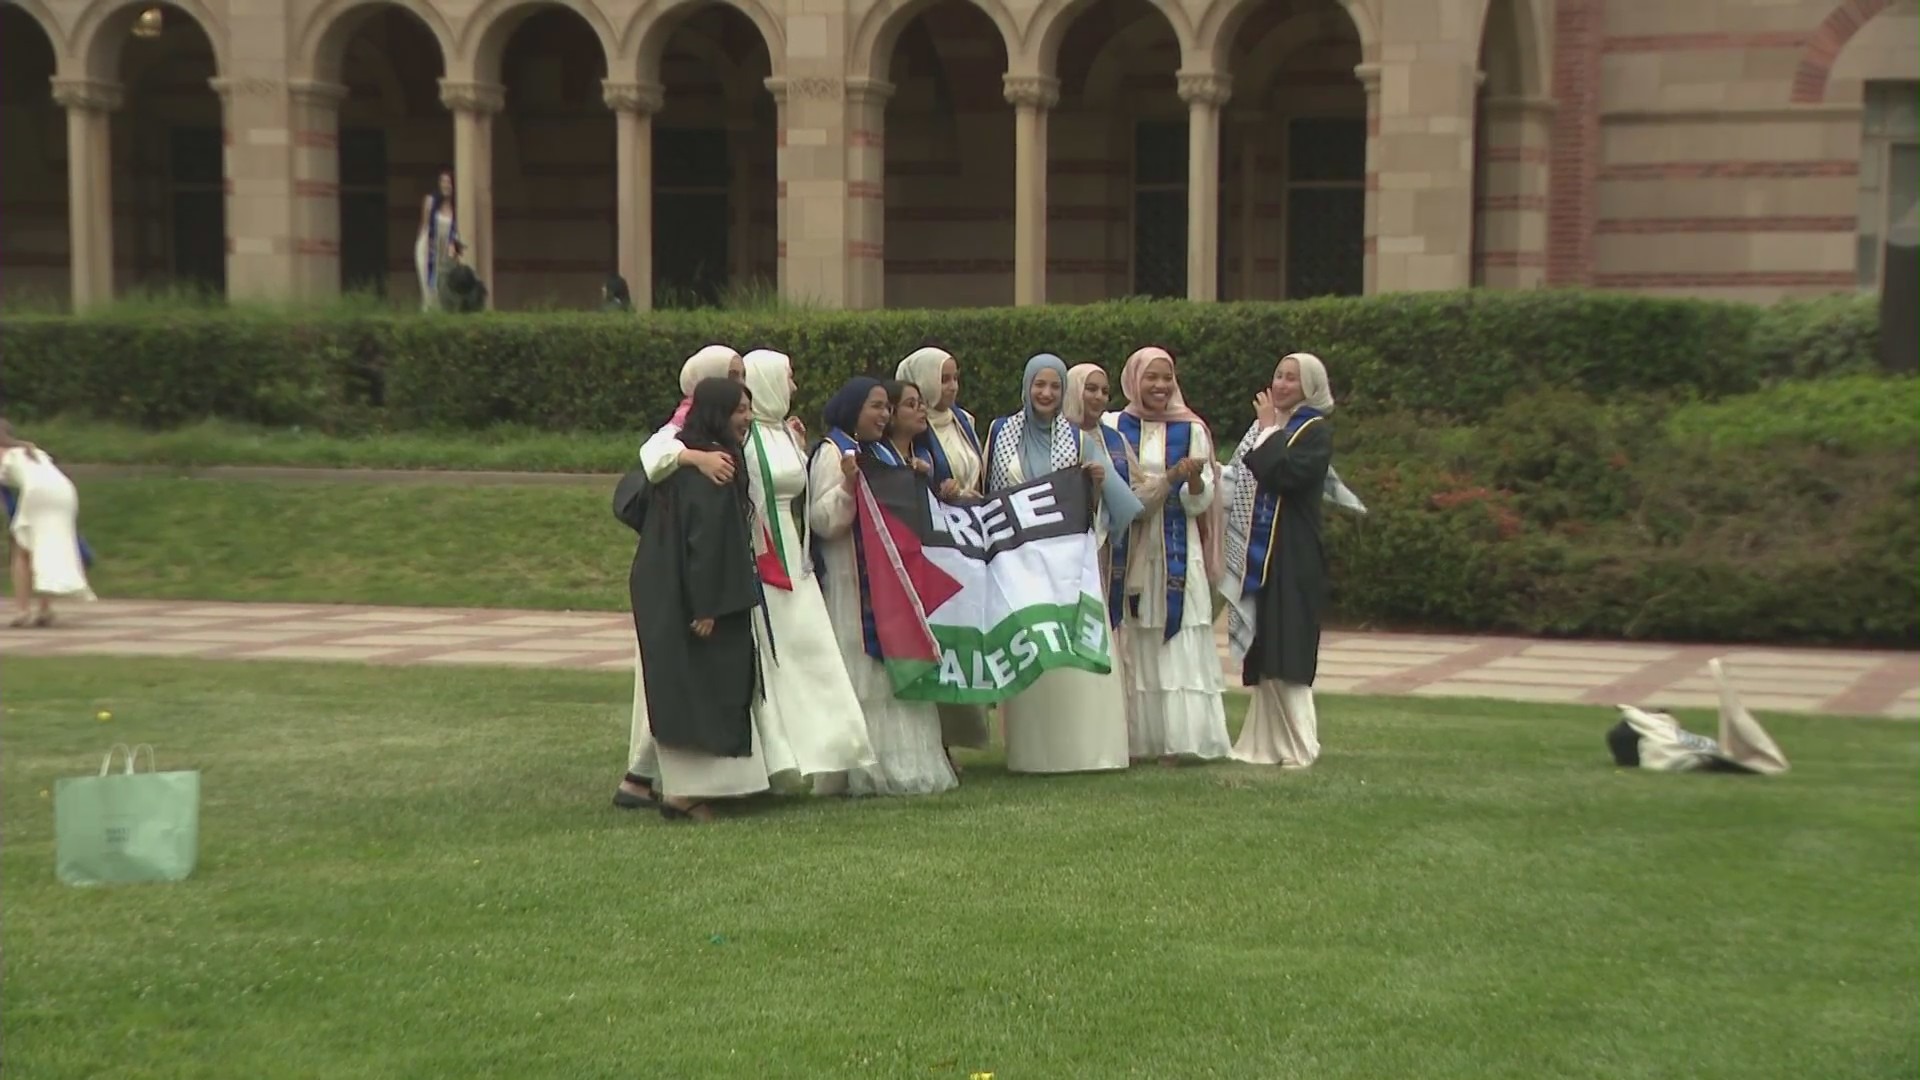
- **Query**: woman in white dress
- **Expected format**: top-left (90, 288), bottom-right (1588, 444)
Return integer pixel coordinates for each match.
top-left (984, 355), bottom-right (1142, 774)
top-left (1104, 347), bottom-right (1232, 765)
top-left (612, 345), bottom-right (744, 811)
top-left (809, 377), bottom-right (958, 797)
top-left (738, 348), bottom-right (878, 783)
top-left (413, 169), bottom-right (459, 312)
top-left (895, 346), bottom-right (992, 762)
top-left (0, 424), bottom-right (94, 627)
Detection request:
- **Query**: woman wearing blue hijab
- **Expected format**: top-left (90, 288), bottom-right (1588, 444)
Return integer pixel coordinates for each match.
top-left (983, 354), bottom-right (1137, 775)
top-left (808, 376), bottom-right (958, 798)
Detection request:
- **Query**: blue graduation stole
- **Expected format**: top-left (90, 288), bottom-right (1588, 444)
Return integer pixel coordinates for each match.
top-left (1113, 414), bottom-right (1200, 642)
top-left (913, 406), bottom-right (981, 488)
top-left (1097, 425), bottom-right (1133, 628)
top-left (815, 428), bottom-right (886, 661)
top-left (1240, 407), bottom-right (1324, 598)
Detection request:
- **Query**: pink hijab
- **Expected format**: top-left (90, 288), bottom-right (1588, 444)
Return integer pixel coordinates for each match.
top-left (1119, 346), bottom-right (1223, 587)
top-left (669, 344), bottom-right (741, 427)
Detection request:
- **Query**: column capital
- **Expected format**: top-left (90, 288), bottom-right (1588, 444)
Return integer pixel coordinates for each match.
top-left (845, 76), bottom-right (895, 107)
top-left (288, 79), bottom-right (349, 108)
top-left (208, 76), bottom-right (285, 101)
top-left (438, 79), bottom-right (505, 115)
top-left (601, 79), bottom-right (664, 115)
top-left (50, 77), bottom-right (122, 112)
top-left (763, 75), bottom-right (843, 103)
top-left (1353, 62), bottom-right (1382, 92)
top-left (1002, 74), bottom-right (1060, 110)
top-left (1175, 70), bottom-right (1233, 108)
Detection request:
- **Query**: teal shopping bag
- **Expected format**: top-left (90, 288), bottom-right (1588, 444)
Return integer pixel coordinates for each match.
top-left (54, 744), bottom-right (200, 886)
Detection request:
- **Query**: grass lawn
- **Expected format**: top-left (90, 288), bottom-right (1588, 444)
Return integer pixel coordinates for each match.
top-left (3, 657), bottom-right (1915, 1079)
top-left (24, 418), bottom-right (638, 474)
top-left (54, 477), bottom-right (632, 611)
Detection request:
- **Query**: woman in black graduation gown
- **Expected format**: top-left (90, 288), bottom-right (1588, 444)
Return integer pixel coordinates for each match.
top-left (632, 376), bottom-right (768, 820)
top-left (1225, 353), bottom-right (1336, 769)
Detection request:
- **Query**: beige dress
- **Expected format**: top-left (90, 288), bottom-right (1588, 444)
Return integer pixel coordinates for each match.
top-left (1000, 428), bottom-right (1129, 775)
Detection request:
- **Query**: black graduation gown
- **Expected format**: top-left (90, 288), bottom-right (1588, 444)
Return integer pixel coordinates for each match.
top-left (1241, 418), bottom-right (1334, 688)
top-left (630, 469), bottom-right (761, 757)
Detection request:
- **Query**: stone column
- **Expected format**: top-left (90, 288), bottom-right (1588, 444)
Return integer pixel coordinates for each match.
top-left (603, 80), bottom-right (663, 310)
top-left (51, 77), bottom-right (120, 310)
top-left (844, 76), bottom-right (893, 309)
top-left (1235, 111), bottom-right (1264, 300)
top-left (764, 75), bottom-right (859, 308)
top-left (1367, 50), bottom-right (1479, 293)
top-left (439, 80), bottom-right (504, 306)
top-left (1356, 62), bottom-right (1381, 294)
top-left (1177, 71), bottom-right (1230, 302)
top-left (1474, 93), bottom-right (1555, 289)
top-left (1003, 74), bottom-right (1058, 307)
top-left (212, 76), bottom-right (299, 301)
top-left (288, 79), bottom-right (348, 301)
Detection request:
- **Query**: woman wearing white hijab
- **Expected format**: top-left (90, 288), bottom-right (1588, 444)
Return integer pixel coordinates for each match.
top-left (1220, 353), bottom-right (1336, 768)
top-left (895, 345), bottom-right (992, 760)
top-left (984, 355), bottom-right (1141, 774)
top-left (739, 349), bottom-right (878, 785)
top-left (613, 344), bottom-right (744, 811)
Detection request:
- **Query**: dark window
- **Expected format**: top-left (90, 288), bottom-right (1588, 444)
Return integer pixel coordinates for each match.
top-left (169, 127), bottom-right (225, 292)
top-left (1285, 187), bottom-right (1365, 298)
top-left (1133, 120), bottom-right (1189, 298)
top-left (653, 192), bottom-right (730, 306)
top-left (339, 128), bottom-right (388, 296)
top-left (1286, 117), bottom-right (1365, 183)
top-left (1283, 116), bottom-right (1365, 299)
top-left (656, 128), bottom-right (730, 189)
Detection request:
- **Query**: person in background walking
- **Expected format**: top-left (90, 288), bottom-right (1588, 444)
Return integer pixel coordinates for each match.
top-left (0, 421), bottom-right (94, 628)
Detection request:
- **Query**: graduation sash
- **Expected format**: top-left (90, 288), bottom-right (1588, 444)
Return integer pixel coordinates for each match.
top-left (915, 407), bottom-right (983, 490)
top-left (815, 428), bottom-right (892, 660)
top-left (1113, 414), bottom-right (1202, 642)
top-left (746, 422), bottom-right (801, 591)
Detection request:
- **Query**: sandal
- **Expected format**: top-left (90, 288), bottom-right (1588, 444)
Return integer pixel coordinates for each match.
top-left (7, 614), bottom-right (31, 629)
top-left (612, 783), bottom-right (659, 810)
top-left (32, 611), bottom-right (53, 628)
top-left (659, 800), bottom-right (712, 823)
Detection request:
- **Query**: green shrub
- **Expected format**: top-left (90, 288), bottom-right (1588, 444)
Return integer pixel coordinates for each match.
top-left (1664, 374), bottom-right (1920, 453)
top-left (0, 290), bottom-right (1862, 437)
top-left (1747, 293), bottom-right (1882, 380)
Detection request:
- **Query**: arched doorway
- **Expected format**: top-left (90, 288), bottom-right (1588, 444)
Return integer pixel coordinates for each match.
top-left (652, 7), bottom-right (778, 308)
top-left (100, 4), bottom-right (225, 298)
top-left (1050, 0), bottom-right (1185, 301)
top-left (320, 5), bottom-right (453, 302)
top-left (1220, 0), bottom-right (1367, 299)
top-left (487, 8), bottom-right (613, 308)
top-left (880, 0), bottom-right (1013, 307)
top-left (0, 6), bottom-right (66, 306)
top-left (1472, 0), bottom-right (1547, 288)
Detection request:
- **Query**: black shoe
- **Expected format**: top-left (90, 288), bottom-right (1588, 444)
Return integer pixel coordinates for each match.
top-left (612, 784), bottom-right (658, 810)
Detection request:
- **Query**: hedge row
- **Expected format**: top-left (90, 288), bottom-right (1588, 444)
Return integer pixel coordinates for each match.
top-left (0, 291), bottom-right (1882, 438)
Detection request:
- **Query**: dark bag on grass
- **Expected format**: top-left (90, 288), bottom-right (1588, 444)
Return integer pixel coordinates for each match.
top-left (612, 467), bottom-right (651, 534)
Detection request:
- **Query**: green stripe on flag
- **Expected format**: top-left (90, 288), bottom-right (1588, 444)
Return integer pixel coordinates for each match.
top-left (888, 595), bottom-right (1113, 705)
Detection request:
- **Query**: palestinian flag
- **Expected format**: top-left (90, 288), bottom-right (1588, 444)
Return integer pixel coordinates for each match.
top-left (851, 459), bottom-right (1112, 705)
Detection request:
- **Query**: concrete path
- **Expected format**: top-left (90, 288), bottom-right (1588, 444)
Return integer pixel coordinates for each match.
top-left (64, 464), bottom-right (610, 486)
top-left (3, 599), bottom-right (1914, 718)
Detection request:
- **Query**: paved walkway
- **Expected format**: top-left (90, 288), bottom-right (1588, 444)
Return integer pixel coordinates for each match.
top-left (3, 599), bottom-right (1914, 718)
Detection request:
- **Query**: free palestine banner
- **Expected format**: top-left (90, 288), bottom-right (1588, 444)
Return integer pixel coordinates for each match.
top-left (850, 459), bottom-right (1112, 705)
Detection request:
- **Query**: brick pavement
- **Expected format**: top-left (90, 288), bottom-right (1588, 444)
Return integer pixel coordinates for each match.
top-left (2, 599), bottom-right (1914, 718)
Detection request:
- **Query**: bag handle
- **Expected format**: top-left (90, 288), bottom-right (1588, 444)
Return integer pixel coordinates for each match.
top-left (129, 744), bottom-right (157, 774)
top-left (98, 743), bottom-right (133, 776)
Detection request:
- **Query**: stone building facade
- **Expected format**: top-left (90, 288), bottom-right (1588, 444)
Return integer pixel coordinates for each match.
top-left (0, 0), bottom-right (1914, 311)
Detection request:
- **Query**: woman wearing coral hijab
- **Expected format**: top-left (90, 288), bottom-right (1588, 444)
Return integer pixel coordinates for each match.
top-left (1103, 347), bottom-right (1232, 765)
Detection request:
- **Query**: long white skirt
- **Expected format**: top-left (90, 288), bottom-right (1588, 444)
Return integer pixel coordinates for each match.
top-left (412, 234), bottom-right (439, 312)
top-left (753, 581), bottom-right (877, 781)
top-left (626, 645), bottom-right (659, 779)
top-left (655, 738), bottom-right (771, 800)
top-left (11, 475), bottom-right (94, 600)
top-left (1122, 623), bottom-right (1231, 761)
top-left (1232, 680), bottom-right (1321, 768)
top-left (1005, 665), bottom-right (1129, 775)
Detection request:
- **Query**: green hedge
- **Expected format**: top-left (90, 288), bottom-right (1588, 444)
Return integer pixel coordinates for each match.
top-left (0, 292), bottom-right (1880, 438)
